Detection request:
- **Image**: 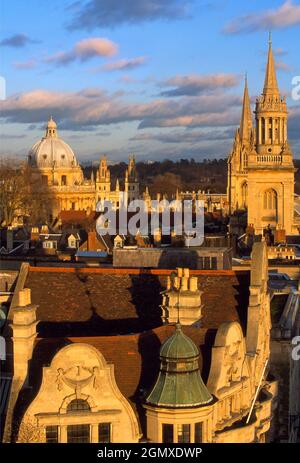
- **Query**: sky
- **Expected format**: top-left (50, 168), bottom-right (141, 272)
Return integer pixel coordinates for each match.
top-left (0, 0), bottom-right (299, 163)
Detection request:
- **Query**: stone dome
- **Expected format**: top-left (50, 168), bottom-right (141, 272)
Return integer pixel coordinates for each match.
top-left (28, 117), bottom-right (78, 169)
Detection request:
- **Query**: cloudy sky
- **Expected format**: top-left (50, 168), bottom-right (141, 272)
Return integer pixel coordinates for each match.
top-left (0, 0), bottom-right (299, 162)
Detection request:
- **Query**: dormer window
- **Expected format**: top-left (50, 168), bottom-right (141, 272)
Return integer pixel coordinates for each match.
top-left (43, 154), bottom-right (47, 160)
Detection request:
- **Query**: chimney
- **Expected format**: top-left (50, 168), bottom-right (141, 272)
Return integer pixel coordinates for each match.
top-left (87, 230), bottom-right (97, 251)
top-left (11, 288), bottom-right (38, 381)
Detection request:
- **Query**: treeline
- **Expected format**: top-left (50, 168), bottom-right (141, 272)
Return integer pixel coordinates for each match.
top-left (85, 158), bottom-right (228, 196)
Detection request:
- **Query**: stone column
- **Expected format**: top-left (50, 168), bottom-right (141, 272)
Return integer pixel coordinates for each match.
top-left (60, 425), bottom-right (67, 443)
top-left (284, 118), bottom-right (287, 143)
top-left (11, 288), bottom-right (38, 383)
top-left (264, 118), bottom-right (268, 144)
top-left (91, 424), bottom-right (98, 443)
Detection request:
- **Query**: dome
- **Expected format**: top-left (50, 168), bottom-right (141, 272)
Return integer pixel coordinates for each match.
top-left (28, 117), bottom-right (78, 169)
top-left (160, 323), bottom-right (199, 360)
top-left (146, 324), bottom-right (213, 408)
top-left (47, 116), bottom-right (57, 129)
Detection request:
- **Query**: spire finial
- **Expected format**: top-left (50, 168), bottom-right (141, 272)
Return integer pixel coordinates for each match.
top-left (269, 30), bottom-right (272, 47)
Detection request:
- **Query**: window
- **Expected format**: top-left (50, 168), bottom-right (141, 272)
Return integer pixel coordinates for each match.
top-left (241, 182), bottom-right (248, 208)
top-left (263, 189), bottom-right (277, 212)
top-left (162, 424), bottom-right (173, 443)
top-left (177, 424), bottom-right (190, 443)
top-left (195, 423), bottom-right (203, 443)
top-left (61, 175), bottom-right (67, 186)
top-left (67, 399), bottom-right (90, 413)
top-left (98, 423), bottom-right (111, 443)
top-left (43, 241), bottom-right (57, 249)
top-left (46, 426), bottom-right (58, 443)
top-left (67, 424), bottom-right (90, 443)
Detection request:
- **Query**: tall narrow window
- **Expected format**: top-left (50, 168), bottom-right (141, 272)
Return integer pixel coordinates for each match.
top-left (263, 189), bottom-right (277, 213)
top-left (177, 424), bottom-right (190, 443)
top-left (98, 423), bottom-right (111, 443)
top-left (67, 424), bottom-right (90, 443)
top-left (241, 182), bottom-right (248, 208)
top-left (46, 425), bottom-right (58, 443)
top-left (195, 423), bottom-right (203, 443)
top-left (162, 424), bottom-right (173, 443)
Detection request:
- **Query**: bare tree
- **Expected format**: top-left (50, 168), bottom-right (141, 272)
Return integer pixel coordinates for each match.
top-left (0, 157), bottom-right (30, 226)
top-left (0, 157), bottom-right (54, 226)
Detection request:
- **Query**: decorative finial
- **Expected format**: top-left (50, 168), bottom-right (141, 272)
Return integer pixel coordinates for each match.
top-left (268, 30), bottom-right (272, 47)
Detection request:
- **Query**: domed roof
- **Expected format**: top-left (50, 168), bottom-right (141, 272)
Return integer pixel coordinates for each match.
top-left (28, 117), bottom-right (78, 169)
top-left (146, 324), bottom-right (213, 408)
top-left (160, 323), bottom-right (199, 360)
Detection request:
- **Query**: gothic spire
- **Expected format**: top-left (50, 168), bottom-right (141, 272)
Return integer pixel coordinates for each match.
top-left (263, 32), bottom-right (279, 97)
top-left (239, 74), bottom-right (253, 142)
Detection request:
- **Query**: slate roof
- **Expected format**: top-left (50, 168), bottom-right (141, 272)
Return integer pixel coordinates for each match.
top-left (10, 267), bottom-right (250, 439)
top-left (24, 268), bottom-right (249, 337)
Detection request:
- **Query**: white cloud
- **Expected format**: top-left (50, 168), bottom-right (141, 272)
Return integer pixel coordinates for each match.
top-left (160, 74), bottom-right (240, 96)
top-left (223, 1), bottom-right (300, 34)
top-left (99, 56), bottom-right (147, 72)
top-left (13, 60), bottom-right (37, 70)
top-left (45, 38), bottom-right (118, 65)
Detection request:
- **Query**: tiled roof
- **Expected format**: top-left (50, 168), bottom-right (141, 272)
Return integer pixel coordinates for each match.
top-left (15, 325), bottom-right (213, 436)
top-left (24, 268), bottom-right (249, 337)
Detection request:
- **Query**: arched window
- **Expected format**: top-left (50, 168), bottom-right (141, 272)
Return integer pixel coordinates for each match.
top-left (263, 189), bottom-right (277, 212)
top-left (67, 399), bottom-right (90, 413)
top-left (241, 182), bottom-right (248, 208)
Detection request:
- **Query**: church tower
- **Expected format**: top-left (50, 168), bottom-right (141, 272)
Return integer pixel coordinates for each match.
top-left (227, 35), bottom-right (296, 235)
top-left (227, 75), bottom-right (254, 212)
top-left (96, 155), bottom-right (111, 202)
top-left (247, 34), bottom-right (295, 235)
top-left (125, 155), bottom-right (139, 203)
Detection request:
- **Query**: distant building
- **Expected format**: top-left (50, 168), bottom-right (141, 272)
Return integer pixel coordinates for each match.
top-left (28, 118), bottom-right (140, 217)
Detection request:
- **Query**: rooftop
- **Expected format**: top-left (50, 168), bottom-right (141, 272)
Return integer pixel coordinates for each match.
top-left (23, 267), bottom-right (250, 337)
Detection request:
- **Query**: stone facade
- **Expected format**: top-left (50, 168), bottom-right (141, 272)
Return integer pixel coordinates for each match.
top-left (2, 242), bottom-right (277, 443)
top-left (227, 36), bottom-right (297, 235)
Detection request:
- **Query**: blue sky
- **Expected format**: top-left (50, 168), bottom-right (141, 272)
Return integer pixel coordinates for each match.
top-left (0, 0), bottom-right (299, 162)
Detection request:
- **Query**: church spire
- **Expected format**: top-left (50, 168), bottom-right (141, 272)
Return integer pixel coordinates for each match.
top-left (263, 32), bottom-right (279, 97)
top-left (239, 73), bottom-right (252, 142)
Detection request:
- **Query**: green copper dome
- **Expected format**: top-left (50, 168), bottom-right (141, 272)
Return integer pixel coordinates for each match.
top-left (160, 324), bottom-right (199, 360)
top-left (146, 324), bottom-right (213, 408)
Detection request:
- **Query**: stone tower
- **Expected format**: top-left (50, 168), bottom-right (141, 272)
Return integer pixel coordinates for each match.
top-left (96, 155), bottom-right (111, 202)
top-left (227, 75), bottom-right (255, 212)
top-left (125, 155), bottom-right (139, 204)
top-left (247, 34), bottom-right (295, 235)
top-left (227, 35), bottom-right (296, 235)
